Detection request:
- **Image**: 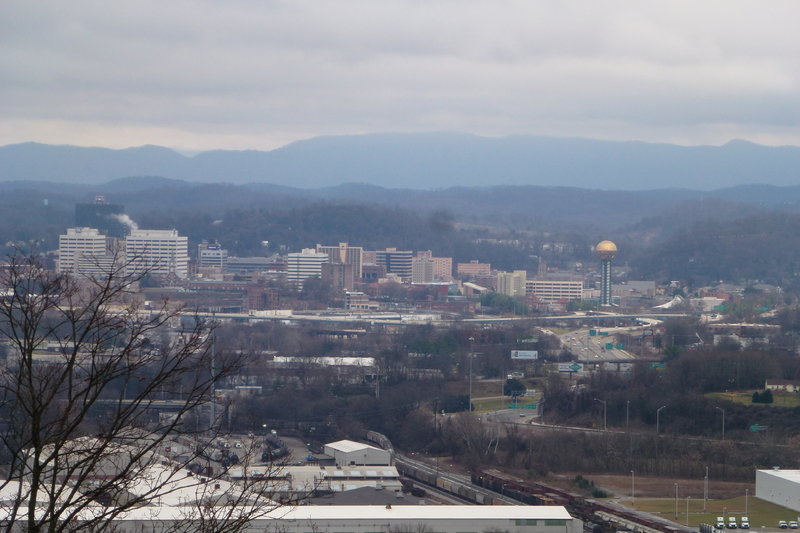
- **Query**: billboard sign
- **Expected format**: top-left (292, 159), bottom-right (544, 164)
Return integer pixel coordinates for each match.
top-left (559, 362), bottom-right (583, 372)
top-left (511, 350), bottom-right (538, 360)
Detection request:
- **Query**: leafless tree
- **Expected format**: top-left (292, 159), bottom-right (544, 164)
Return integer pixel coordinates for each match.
top-left (0, 253), bottom-right (280, 533)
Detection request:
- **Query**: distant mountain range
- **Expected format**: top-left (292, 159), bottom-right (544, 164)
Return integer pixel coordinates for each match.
top-left (2, 133), bottom-right (800, 190)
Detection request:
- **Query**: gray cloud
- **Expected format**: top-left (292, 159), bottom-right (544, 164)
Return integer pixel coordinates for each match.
top-left (1, 0), bottom-right (799, 150)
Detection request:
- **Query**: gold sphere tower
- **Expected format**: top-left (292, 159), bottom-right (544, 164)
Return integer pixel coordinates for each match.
top-left (595, 240), bottom-right (617, 306)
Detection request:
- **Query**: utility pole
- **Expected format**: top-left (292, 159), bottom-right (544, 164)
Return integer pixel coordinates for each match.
top-left (657, 405), bottom-right (667, 434)
top-left (716, 406), bottom-right (726, 440)
top-left (704, 466), bottom-right (709, 511)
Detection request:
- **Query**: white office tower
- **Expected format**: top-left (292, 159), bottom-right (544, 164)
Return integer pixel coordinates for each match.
top-left (125, 229), bottom-right (189, 279)
top-left (287, 248), bottom-right (329, 289)
top-left (58, 227), bottom-right (119, 278)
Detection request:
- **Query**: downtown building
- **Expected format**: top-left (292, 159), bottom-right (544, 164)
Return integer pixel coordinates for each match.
top-left (526, 278), bottom-right (584, 303)
top-left (375, 248), bottom-right (413, 280)
top-left (316, 242), bottom-right (363, 279)
top-left (496, 270), bottom-right (527, 297)
top-left (57, 227), bottom-right (119, 278)
top-left (286, 248), bottom-right (329, 289)
top-left (125, 229), bottom-right (189, 279)
top-left (415, 250), bottom-right (453, 282)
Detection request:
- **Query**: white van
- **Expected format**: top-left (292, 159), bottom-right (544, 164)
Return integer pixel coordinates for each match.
top-left (716, 518), bottom-right (726, 529)
top-left (728, 518), bottom-right (737, 529)
top-left (740, 517), bottom-right (750, 529)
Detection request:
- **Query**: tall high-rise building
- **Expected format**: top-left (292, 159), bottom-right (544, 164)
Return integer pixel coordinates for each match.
top-left (375, 248), bottom-right (413, 280)
top-left (316, 243), bottom-right (363, 279)
top-left (58, 227), bottom-right (118, 278)
top-left (322, 262), bottom-right (355, 291)
top-left (411, 257), bottom-right (435, 284)
top-left (75, 196), bottom-right (127, 238)
top-left (496, 270), bottom-right (527, 297)
top-left (416, 250), bottom-right (453, 281)
top-left (125, 229), bottom-right (189, 279)
top-left (595, 240), bottom-right (617, 306)
top-left (287, 249), bottom-right (329, 289)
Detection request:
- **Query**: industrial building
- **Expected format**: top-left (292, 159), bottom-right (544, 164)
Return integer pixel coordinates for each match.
top-left (38, 504), bottom-right (579, 533)
top-left (756, 468), bottom-right (800, 512)
top-left (226, 465), bottom-right (403, 502)
top-left (324, 440), bottom-right (392, 467)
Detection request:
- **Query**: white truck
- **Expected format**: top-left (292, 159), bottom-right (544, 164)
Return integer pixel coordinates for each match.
top-left (716, 518), bottom-right (726, 529)
top-left (740, 517), bottom-right (750, 529)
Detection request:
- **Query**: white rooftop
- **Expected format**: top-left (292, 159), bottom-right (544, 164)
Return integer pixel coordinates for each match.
top-left (266, 505), bottom-right (573, 521)
top-left (758, 469), bottom-right (800, 482)
top-left (325, 440), bottom-right (383, 453)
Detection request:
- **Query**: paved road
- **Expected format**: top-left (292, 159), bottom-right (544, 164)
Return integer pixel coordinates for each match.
top-left (559, 318), bottom-right (663, 363)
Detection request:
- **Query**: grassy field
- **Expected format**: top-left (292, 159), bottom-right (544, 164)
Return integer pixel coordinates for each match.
top-left (630, 496), bottom-right (798, 528)
top-left (707, 391), bottom-right (800, 408)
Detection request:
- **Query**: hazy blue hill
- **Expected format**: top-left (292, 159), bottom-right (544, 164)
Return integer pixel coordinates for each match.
top-left (4, 134), bottom-right (800, 189)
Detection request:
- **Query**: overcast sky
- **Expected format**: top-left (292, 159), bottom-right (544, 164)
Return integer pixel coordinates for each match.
top-left (1, 1), bottom-right (799, 151)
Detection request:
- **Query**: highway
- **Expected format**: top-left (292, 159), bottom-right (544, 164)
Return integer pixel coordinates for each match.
top-left (559, 317), bottom-right (664, 363)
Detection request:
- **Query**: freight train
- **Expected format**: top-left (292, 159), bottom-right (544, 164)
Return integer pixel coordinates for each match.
top-left (365, 430), bottom-right (689, 533)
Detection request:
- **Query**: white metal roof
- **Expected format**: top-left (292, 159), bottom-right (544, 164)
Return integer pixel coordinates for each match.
top-left (325, 439), bottom-right (383, 453)
top-left (270, 505), bottom-right (573, 521)
top-left (20, 504), bottom-right (572, 522)
top-left (758, 469), bottom-right (800, 483)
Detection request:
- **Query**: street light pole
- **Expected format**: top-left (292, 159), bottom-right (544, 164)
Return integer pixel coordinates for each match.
top-left (675, 483), bottom-right (679, 519)
top-left (704, 466), bottom-right (709, 511)
top-left (631, 470), bottom-right (635, 502)
top-left (657, 405), bottom-right (667, 435)
top-left (468, 337), bottom-right (474, 413)
top-left (715, 406), bottom-right (726, 440)
top-left (687, 496), bottom-right (692, 526)
top-left (594, 398), bottom-right (607, 431)
top-left (746, 488), bottom-right (749, 515)
top-left (626, 400), bottom-right (630, 430)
